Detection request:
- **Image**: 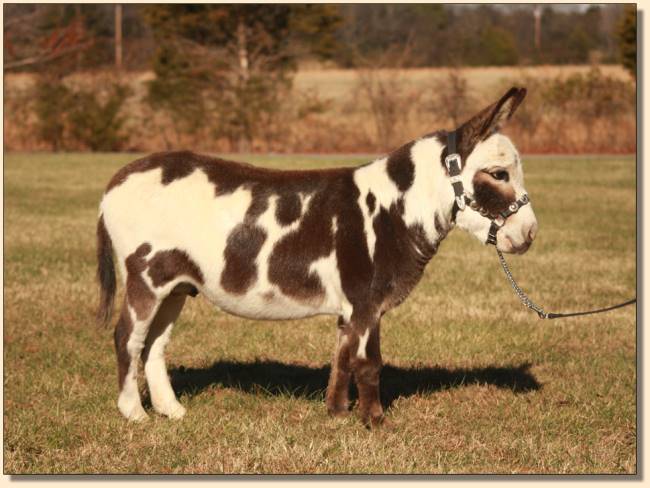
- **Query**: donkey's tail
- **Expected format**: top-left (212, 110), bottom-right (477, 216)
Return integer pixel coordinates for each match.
top-left (96, 215), bottom-right (116, 326)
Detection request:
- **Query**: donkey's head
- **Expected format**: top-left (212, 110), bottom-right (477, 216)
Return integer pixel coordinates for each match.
top-left (447, 87), bottom-right (537, 254)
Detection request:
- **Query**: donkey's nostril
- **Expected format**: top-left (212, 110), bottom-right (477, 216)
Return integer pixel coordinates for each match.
top-left (528, 222), bottom-right (538, 242)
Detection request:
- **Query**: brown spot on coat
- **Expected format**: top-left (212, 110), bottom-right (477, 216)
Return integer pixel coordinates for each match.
top-left (333, 176), bottom-right (374, 317)
top-left (371, 203), bottom-right (438, 312)
top-left (125, 243), bottom-right (155, 321)
top-left (386, 142), bottom-right (415, 192)
top-left (366, 192), bottom-right (376, 214)
top-left (275, 193), bottom-right (302, 226)
top-left (148, 249), bottom-right (204, 288)
top-left (268, 190), bottom-right (334, 301)
top-left (245, 185), bottom-right (269, 222)
top-left (106, 151), bottom-right (197, 192)
top-left (114, 303), bottom-right (133, 390)
top-left (472, 171), bottom-right (516, 217)
top-left (221, 224), bottom-right (267, 294)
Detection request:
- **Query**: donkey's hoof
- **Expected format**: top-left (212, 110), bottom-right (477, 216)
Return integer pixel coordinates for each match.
top-left (152, 398), bottom-right (186, 419)
top-left (118, 395), bottom-right (149, 422)
top-left (363, 416), bottom-right (385, 429)
top-left (121, 405), bottom-right (149, 422)
top-left (327, 405), bottom-right (350, 418)
top-left (165, 403), bottom-right (187, 420)
top-left (360, 411), bottom-right (387, 429)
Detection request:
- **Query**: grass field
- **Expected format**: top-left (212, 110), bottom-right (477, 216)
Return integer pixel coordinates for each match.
top-left (3, 151), bottom-right (636, 474)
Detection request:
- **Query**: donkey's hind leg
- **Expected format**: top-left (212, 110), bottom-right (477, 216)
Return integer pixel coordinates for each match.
top-left (114, 297), bottom-right (160, 421)
top-left (326, 318), bottom-right (352, 417)
top-left (142, 289), bottom-right (187, 419)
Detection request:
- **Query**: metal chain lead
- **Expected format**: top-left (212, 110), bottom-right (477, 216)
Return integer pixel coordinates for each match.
top-left (496, 249), bottom-right (548, 319)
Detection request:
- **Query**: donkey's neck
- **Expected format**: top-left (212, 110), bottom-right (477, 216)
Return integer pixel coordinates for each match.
top-left (352, 135), bottom-right (455, 258)
top-left (349, 135), bottom-right (454, 310)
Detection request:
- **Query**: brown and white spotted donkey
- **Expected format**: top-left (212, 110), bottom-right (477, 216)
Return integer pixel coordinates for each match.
top-left (96, 87), bottom-right (538, 426)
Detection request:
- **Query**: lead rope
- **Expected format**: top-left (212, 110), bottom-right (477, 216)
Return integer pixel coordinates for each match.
top-left (496, 248), bottom-right (636, 319)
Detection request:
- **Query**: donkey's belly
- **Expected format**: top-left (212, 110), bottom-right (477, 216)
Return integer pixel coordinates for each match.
top-left (202, 284), bottom-right (343, 321)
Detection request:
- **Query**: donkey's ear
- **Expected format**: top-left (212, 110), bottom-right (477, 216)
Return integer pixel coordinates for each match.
top-left (481, 86), bottom-right (526, 134)
top-left (456, 87), bottom-right (526, 158)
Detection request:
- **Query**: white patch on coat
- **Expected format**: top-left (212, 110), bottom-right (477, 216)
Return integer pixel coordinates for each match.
top-left (308, 218), bottom-right (353, 323)
top-left (404, 137), bottom-right (450, 244)
top-left (357, 327), bottom-right (370, 359)
top-left (353, 157), bottom-right (400, 259)
top-left (101, 167), bottom-right (253, 300)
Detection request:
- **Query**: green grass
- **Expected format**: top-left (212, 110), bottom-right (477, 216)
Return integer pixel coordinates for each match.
top-left (3, 151), bottom-right (636, 474)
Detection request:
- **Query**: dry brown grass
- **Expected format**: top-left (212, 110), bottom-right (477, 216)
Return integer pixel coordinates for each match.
top-left (3, 152), bottom-right (636, 474)
top-left (3, 65), bottom-right (635, 154)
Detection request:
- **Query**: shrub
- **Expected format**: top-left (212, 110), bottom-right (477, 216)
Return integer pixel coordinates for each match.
top-left (145, 44), bottom-right (210, 138)
top-left (542, 67), bottom-right (634, 119)
top-left (33, 77), bottom-right (73, 151)
top-left (32, 77), bottom-right (131, 151)
top-left (503, 67), bottom-right (635, 152)
top-left (68, 84), bottom-right (131, 151)
top-left (430, 68), bottom-right (476, 128)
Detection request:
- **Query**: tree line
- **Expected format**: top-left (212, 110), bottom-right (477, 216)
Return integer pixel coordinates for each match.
top-left (4, 4), bottom-right (634, 73)
top-left (3, 4), bottom-right (635, 154)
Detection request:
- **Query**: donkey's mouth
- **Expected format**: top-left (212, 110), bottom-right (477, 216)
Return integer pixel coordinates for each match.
top-left (500, 236), bottom-right (532, 255)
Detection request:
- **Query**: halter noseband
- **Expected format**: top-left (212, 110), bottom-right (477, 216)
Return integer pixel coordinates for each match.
top-left (445, 130), bottom-right (531, 245)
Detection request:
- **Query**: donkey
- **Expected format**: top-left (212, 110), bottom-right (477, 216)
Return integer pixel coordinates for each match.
top-left (96, 87), bottom-right (537, 426)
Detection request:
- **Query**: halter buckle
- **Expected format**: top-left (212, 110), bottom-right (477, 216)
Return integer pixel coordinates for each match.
top-left (445, 153), bottom-right (465, 211)
top-left (444, 153), bottom-right (462, 175)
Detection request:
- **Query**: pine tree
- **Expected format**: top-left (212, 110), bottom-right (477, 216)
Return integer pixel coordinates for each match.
top-left (618, 5), bottom-right (636, 78)
top-left (142, 4), bottom-right (341, 150)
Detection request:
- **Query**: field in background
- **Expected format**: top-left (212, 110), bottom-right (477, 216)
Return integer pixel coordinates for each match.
top-left (4, 152), bottom-right (636, 474)
top-left (293, 65), bottom-right (631, 101)
top-left (4, 64), bottom-right (635, 154)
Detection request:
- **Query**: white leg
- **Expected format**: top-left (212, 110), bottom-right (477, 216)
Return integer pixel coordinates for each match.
top-left (117, 307), bottom-right (155, 421)
top-left (143, 293), bottom-right (186, 419)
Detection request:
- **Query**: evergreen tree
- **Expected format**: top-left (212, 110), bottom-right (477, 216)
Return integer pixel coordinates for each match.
top-left (618, 5), bottom-right (636, 78)
top-left (143, 4), bottom-right (341, 150)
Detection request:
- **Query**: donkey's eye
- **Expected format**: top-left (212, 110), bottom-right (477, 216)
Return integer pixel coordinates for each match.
top-left (489, 170), bottom-right (509, 182)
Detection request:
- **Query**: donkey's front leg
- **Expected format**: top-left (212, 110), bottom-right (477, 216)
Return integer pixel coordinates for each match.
top-left (350, 318), bottom-right (384, 427)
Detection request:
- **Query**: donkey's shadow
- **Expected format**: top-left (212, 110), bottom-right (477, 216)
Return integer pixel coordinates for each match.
top-left (168, 360), bottom-right (540, 409)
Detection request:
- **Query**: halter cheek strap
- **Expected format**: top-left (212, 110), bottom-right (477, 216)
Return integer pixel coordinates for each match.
top-left (445, 131), bottom-right (467, 212)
